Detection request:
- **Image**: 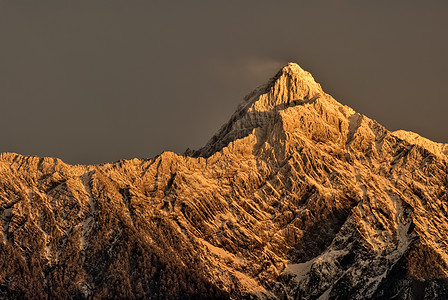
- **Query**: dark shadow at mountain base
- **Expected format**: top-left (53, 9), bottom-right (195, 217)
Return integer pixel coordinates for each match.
top-left (371, 244), bottom-right (448, 300)
top-left (0, 225), bottom-right (231, 300)
top-left (287, 208), bottom-right (353, 264)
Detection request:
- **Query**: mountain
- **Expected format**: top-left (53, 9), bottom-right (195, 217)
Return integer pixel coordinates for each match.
top-left (1, 63), bottom-right (447, 299)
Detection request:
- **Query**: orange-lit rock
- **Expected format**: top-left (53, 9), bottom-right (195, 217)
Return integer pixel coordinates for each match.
top-left (1, 63), bottom-right (447, 299)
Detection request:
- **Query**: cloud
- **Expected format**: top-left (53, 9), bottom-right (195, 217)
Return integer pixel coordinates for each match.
top-left (208, 56), bottom-right (287, 86)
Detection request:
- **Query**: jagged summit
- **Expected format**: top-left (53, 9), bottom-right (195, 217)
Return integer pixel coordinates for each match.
top-left (268, 62), bottom-right (322, 92)
top-left (191, 62), bottom-right (328, 157)
top-left (276, 62), bottom-right (322, 93)
top-left (243, 62), bottom-right (324, 111)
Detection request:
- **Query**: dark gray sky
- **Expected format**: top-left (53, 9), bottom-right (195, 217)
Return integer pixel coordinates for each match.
top-left (1, 1), bottom-right (447, 164)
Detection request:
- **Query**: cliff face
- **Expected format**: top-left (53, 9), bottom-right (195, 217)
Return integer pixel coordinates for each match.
top-left (1, 63), bottom-right (447, 299)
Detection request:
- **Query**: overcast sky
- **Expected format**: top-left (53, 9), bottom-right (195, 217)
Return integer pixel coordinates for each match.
top-left (1, 1), bottom-right (447, 164)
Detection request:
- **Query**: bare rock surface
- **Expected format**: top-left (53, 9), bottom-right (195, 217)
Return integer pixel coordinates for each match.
top-left (1, 63), bottom-right (447, 299)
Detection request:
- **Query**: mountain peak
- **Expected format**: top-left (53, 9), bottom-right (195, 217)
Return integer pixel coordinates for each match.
top-left (280, 62), bottom-right (311, 77)
top-left (275, 62), bottom-right (323, 96)
top-left (192, 63), bottom-right (328, 157)
top-left (243, 62), bottom-right (324, 113)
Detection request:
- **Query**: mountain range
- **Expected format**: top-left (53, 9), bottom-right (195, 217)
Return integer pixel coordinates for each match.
top-left (1, 63), bottom-right (447, 299)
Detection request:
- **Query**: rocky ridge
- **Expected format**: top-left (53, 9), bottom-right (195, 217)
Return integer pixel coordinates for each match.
top-left (1, 63), bottom-right (447, 299)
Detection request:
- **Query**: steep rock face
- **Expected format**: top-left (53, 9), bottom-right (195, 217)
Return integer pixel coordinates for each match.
top-left (0, 63), bottom-right (447, 299)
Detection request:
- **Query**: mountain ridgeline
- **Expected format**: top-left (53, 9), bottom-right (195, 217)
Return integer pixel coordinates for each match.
top-left (1, 63), bottom-right (447, 299)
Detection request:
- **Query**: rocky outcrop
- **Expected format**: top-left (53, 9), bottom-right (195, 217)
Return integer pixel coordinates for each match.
top-left (1, 63), bottom-right (447, 299)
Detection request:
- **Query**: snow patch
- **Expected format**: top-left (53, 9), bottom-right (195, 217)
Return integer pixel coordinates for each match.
top-left (80, 216), bottom-right (94, 250)
top-left (282, 258), bottom-right (316, 283)
top-left (317, 285), bottom-right (332, 300)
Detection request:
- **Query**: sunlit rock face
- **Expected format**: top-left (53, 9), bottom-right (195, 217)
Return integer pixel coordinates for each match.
top-left (1, 63), bottom-right (447, 299)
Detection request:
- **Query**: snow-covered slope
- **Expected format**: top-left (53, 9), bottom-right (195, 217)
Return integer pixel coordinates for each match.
top-left (1, 63), bottom-right (447, 299)
top-left (393, 130), bottom-right (448, 159)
